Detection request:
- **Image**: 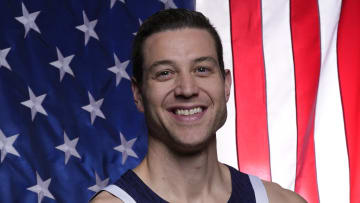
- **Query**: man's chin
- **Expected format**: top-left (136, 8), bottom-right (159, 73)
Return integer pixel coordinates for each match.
top-left (167, 133), bottom-right (216, 156)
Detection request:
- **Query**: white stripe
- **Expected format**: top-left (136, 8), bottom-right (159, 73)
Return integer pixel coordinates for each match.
top-left (196, 0), bottom-right (238, 170)
top-left (102, 184), bottom-right (136, 203)
top-left (261, 0), bottom-right (297, 190)
top-left (249, 175), bottom-right (269, 203)
top-left (315, 0), bottom-right (350, 202)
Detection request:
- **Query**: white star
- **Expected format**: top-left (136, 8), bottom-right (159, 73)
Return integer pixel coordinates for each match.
top-left (111, 0), bottom-right (125, 9)
top-left (76, 11), bottom-right (99, 46)
top-left (108, 54), bottom-right (130, 86)
top-left (55, 132), bottom-right (81, 165)
top-left (0, 47), bottom-right (11, 70)
top-left (159, 0), bottom-right (177, 9)
top-left (88, 172), bottom-right (109, 193)
top-left (132, 18), bottom-right (143, 36)
top-left (21, 87), bottom-right (47, 121)
top-left (15, 3), bottom-right (41, 38)
top-left (49, 47), bottom-right (75, 82)
top-left (0, 129), bottom-right (20, 163)
top-left (81, 92), bottom-right (105, 125)
top-left (114, 132), bottom-right (138, 165)
top-left (27, 172), bottom-right (55, 203)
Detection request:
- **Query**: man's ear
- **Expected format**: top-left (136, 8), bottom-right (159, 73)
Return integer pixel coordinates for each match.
top-left (224, 69), bottom-right (232, 102)
top-left (131, 77), bottom-right (145, 112)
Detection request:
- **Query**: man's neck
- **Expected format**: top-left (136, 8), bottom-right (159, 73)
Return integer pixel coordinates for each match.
top-left (133, 137), bottom-right (232, 203)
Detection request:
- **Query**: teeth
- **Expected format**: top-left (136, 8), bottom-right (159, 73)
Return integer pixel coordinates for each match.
top-left (175, 107), bottom-right (202, 116)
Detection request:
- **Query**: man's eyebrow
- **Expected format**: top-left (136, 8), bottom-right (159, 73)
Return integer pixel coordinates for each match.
top-left (147, 60), bottom-right (175, 72)
top-left (193, 56), bottom-right (218, 65)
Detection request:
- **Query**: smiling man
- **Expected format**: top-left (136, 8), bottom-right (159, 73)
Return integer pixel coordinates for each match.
top-left (91, 9), bottom-right (306, 203)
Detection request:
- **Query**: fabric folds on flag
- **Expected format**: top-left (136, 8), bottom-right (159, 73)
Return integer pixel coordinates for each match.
top-left (201, 0), bottom-right (359, 203)
top-left (1, 0), bottom-right (359, 203)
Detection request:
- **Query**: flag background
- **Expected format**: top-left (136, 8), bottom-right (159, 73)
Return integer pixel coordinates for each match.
top-left (0, 0), bottom-right (359, 203)
top-left (200, 0), bottom-right (359, 203)
top-left (0, 0), bottom-right (194, 202)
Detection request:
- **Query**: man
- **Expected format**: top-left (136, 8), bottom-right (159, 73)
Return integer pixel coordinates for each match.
top-left (91, 9), bottom-right (306, 203)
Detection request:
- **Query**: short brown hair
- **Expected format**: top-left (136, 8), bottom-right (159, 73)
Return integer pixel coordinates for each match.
top-left (131, 8), bottom-right (225, 86)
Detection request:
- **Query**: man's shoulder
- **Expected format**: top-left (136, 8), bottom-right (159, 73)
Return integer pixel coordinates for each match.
top-left (90, 191), bottom-right (124, 203)
top-left (262, 181), bottom-right (307, 203)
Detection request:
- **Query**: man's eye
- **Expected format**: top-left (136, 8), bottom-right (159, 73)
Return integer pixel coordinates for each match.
top-left (195, 66), bottom-right (211, 75)
top-left (197, 67), bottom-right (208, 72)
top-left (155, 70), bottom-right (173, 80)
top-left (159, 71), bottom-right (170, 76)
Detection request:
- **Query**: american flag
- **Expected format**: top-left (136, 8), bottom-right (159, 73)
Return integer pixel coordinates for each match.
top-left (1, 0), bottom-right (359, 203)
top-left (199, 0), bottom-right (359, 203)
top-left (0, 0), bottom-right (194, 202)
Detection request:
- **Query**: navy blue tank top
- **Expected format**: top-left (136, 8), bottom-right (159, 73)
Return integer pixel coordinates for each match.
top-left (111, 165), bottom-right (257, 202)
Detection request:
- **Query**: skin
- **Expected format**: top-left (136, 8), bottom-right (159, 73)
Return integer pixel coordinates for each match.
top-left (136, 28), bottom-right (230, 155)
top-left (91, 28), bottom-right (307, 203)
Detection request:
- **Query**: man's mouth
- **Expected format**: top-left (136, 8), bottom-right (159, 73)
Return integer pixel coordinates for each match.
top-left (167, 105), bottom-right (207, 122)
top-left (175, 107), bottom-right (203, 116)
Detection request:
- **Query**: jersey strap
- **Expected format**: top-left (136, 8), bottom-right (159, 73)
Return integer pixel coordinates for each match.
top-left (249, 175), bottom-right (269, 203)
top-left (101, 184), bottom-right (136, 203)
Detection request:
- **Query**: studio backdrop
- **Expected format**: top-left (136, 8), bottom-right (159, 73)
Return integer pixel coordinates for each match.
top-left (0, 0), bottom-right (358, 202)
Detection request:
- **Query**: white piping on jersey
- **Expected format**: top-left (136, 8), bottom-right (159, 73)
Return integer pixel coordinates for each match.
top-left (102, 184), bottom-right (136, 203)
top-left (249, 175), bottom-right (269, 203)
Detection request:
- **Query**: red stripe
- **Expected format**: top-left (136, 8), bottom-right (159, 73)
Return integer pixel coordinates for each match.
top-left (229, 0), bottom-right (271, 180)
top-left (337, 1), bottom-right (360, 202)
top-left (289, 0), bottom-right (321, 202)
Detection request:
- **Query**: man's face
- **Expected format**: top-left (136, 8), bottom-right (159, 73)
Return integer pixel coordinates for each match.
top-left (132, 28), bottom-right (231, 153)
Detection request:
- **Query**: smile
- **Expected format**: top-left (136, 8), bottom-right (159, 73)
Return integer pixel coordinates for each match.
top-left (175, 107), bottom-right (203, 116)
top-left (168, 106), bottom-right (207, 122)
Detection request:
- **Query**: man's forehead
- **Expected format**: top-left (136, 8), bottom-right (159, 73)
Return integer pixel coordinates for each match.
top-left (144, 27), bottom-right (216, 49)
top-left (142, 28), bottom-right (217, 65)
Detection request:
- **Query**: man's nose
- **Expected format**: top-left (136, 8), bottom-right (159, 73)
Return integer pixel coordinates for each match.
top-left (174, 73), bottom-right (199, 98)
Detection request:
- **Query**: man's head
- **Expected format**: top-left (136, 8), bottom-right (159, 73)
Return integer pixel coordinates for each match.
top-left (131, 9), bottom-right (231, 154)
top-left (132, 9), bottom-right (225, 87)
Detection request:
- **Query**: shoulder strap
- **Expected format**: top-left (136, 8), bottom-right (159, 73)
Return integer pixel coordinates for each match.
top-left (248, 175), bottom-right (269, 203)
top-left (98, 170), bottom-right (167, 202)
top-left (102, 184), bottom-right (136, 203)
